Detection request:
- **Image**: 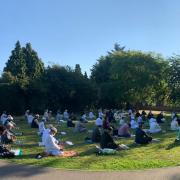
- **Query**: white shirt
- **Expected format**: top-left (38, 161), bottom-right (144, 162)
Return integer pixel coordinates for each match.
top-left (39, 121), bottom-right (45, 134)
top-left (137, 116), bottom-right (142, 123)
top-left (82, 114), bottom-right (86, 120)
top-left (89, 112), bottom-right (94, 119)
top-left (27, 115), bottom-right (34, 124)
top-left (149, 118), bottom-right (161, 133)
top-left (45, 133), bottom-right (60, 153)
top-left (95, 117), bottom-right (103, 126)
top-left (171, 118), bottom-right (179, 131)
top-left (42, 128), bottom-right (50, 145)
top-left (130, 119), bottom-right (138, 129)
top-left (63, 111), bottom-right (69, 119)
top-left (98, 112), bottom-right (103, 118)
top-left (1, 113), bottom-right (7, 124)
top-left (44, 112), bottom-right (49, 119)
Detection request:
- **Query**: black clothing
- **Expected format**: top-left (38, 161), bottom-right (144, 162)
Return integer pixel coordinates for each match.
top-left (31, 118), bottom-right (39, 128)
top-left (100, 131), bottom-right (118, 149)
top-left (135, 127), bottom-right (152, 144)
top-left (92, 126), bottom-right (102, 143)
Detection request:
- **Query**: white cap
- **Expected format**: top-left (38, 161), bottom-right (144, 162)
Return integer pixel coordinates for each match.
top-left (95, 118), bottom-right (103, 126)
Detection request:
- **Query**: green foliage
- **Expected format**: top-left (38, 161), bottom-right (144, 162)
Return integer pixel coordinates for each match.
top-left (91, 47), bottom-right (170, 108)
top-left (0, 42), bottom-right (179, 114)
top-left (22, 43), bottom-right (45, 80)
top-left (168, 55), bottom-right (180, 105)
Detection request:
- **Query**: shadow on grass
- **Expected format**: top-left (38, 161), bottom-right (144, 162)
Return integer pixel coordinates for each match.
top-left (166, 141), bottom-right (180, 150)
top-left (0, 161), bottom-right (49, 178)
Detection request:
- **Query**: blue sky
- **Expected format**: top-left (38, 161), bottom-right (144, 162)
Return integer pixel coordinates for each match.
top-left (1, 0), bottom-right (180, 75)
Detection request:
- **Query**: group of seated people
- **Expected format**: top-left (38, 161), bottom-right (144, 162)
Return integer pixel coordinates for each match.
top-left (1, 108), bottom-right (179, 158)
top-left (0, 114), bottom-right (17, 144)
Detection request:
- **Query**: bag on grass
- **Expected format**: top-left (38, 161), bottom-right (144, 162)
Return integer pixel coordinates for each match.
top-left (95, 145), bottom-right (116, 155)
top-left (0, 145), bottom-right (15, 158)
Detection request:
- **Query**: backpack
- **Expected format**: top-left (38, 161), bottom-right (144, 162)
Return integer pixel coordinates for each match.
top-left (0, 145), bottom-right (15, 158)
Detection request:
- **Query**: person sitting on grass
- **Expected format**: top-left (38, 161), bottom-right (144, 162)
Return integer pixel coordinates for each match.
top-left (44, 127), bottom-right (77, 157)
top-left (95, 117), bottom-right (103, 126)
top-left (135, 123), bottom-right (152, 144)
top-left (175, 120), bottom-right (180, 142)
top-left (25, 110), bottom-right (30, 121)
top-left (1, 122), bottom-right (16, 144)
top-left (67, 117), bottom-right (75, 127)
top-left (89, 111), bottom-right (95, 120)
top-left (118, 121), bottom-right (131, 138)
top-left (39, 117), bottom-right (46, 136)
top-left (147, 110), bottom-right (153, 120)
top-left (27, 112), bottom-right (34, 125)
top-left (92, 124), bottom-right (102, 143)
top-left (0, 125), bottom-right (6, 143)
top-left (31, 114), bottom-right (39, 128)
top-left (63, 109), bottom-right (69, 121)
top-left (156, 111), bottom-right (165, 124)
top-left (171, 115), bottom-right (179, 131)
top-left (149, 116), bottom-right (161, 133)
top-left (130, 116), bottom-right (138, 129)
top-left (0, 111), bottom-right (7, 125)
top-left (100, 127), bottom-right (126, 150)
top-left (4, 115), bottom-right (16, 127)
top-left (56, 110), bottom-right (63, 122)
top-left (42, 124), bottom-right (53, 145)
top-left (103, 114), bottom-right (110, 129)
top-left (74, 118), bottom-right (87, 133)
top-left (43, 109), bottom-right (49, 121)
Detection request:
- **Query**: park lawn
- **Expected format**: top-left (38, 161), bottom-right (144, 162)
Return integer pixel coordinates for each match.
top-left (4, 113), bottom-right (180, 171)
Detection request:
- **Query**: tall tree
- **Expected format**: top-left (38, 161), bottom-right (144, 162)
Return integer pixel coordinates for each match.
top-left (75, 64), bottom-right (82, 75)
top-left (22, 43), bottom-right (45, 80)
top-left (4, 41), bottom-right (27, 79)
top-left (168, 55), bottom-right (180, 104)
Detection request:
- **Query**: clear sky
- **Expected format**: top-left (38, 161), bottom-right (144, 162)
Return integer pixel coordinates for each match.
top-left (1, 0), bottom-right (180, 75)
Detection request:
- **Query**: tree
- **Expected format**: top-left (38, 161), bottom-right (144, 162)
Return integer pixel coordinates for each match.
top-left (75, 64), bottom-right (82, 75)
top-left (3, 41), bottom-right (27, 86)
top-left (91, 47), bottom-right (169, 108)
top-left (168, 55), bottom-right (180, 105)
top-left (22, 43), bottom-right (45, 80)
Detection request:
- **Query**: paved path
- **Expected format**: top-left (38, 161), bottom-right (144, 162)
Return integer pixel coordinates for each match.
top-left (0, 160), bottom-right (180, 180)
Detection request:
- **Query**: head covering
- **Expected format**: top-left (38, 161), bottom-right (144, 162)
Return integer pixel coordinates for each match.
top-left (35, 114), bottom-right (40, 118)
top-left (7, 115), bottom-right (13, 120)
top-left (50, 127), bottom-right (57, 134)
top-left (95, 117), bottom-right (103, 126)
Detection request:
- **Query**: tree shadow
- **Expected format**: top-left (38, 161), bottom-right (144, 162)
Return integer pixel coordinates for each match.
top-left (166, 141), bottom-right (180, 150)
top-left (0, 161), bottom-right (49, 178)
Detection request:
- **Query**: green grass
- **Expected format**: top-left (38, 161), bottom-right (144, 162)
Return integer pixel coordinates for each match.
top-left (4, 114), bottom-right (180, 171)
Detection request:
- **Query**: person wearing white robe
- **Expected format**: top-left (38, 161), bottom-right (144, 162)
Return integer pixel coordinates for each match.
top-left (95, 117), bottom-right (103, 126)
top-left (149, 118), bottom-right (161, 133)
top-left (25, 110), bottom-right (30, 121)
top-left (130, 118), bottom-right (138, 129)
top-left (171, 117), bottom-right (179, 131)
top-left (63, 110), bottom-right (69, 121)
top-left (81, 113), bottom-right (87, 122)
top-left (98, 110), bottom-right (104, 118)
top-left (43, 110), bottom-right (49, 121)
top-left (1, 111), bottom-right (7, 125)
top-left (56, 111), bottom-right (63, 121)
top-left (39, 118), bottom-right (46, 135)
top-left (44, 127), bottom-right (64, 156)
top-left (27, 114), bottom-right (34, 124)
top-left (114, 111), bottom-right (120, 121)
top-left (42, 128), bottom-right (51, 145)
top-left (89, 111), bottom-right (95, 120)
top-left (137, 116), bottom-right (143, 124)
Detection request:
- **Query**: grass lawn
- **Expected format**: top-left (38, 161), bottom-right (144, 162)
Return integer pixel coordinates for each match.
top-left (4, 112), bottom-right (180, 171)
